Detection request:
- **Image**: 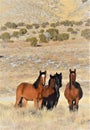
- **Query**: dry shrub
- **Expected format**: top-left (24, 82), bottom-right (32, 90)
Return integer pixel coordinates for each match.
top-left (0, 26), bottom-right (7, 31)
top-left (26, 24), bottom-right (33, 29)
top-left (67, 28), bottom-right (73, 32)
top-left (1, 32), bottom-right (10, 42)
top-left (81, 29), bottom-right (90, 40)
top-left (46, 28), bottom-right (59, 41)
top-left (39, 33), bottom-right (47, 43)
top-left (19, 28), bottom-right (27, 36)
top-left (57, 33), bottom-right (69, 41)
top-left (5, 22), bottom-right (17, 29)
top-left (29, 37), bottom-right (38, 46)
top-left (12, 31), bottom-right (19, 38)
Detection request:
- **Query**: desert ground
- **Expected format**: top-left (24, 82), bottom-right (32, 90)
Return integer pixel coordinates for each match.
top-left (0, 38), bottom-right (89, 130)
top-left (0, 0), bottom-right (90, 129)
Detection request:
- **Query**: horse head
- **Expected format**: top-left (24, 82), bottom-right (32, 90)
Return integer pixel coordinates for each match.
top-left (69, 69), bottom-right (76, 83)
top-left (55, 72), bottom-right (62, 88)
top-left (48, 74), bottom-right (56, 88)
top-left (33, 70), bottom-right (46, 88)
top-left (39, 70), bottom-right (47, 86)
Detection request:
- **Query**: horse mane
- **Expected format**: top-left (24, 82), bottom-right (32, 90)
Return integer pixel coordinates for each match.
top-left (33, 74), bottom-right (41, 89)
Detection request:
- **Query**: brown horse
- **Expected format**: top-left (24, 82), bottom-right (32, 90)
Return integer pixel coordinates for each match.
top-left (14, 71), bottom-right (46, 109)
top-left (64, 69), bottom-right (83, 111)
top-left (42, 74), bottom-right (56, 98)
top-left (42, 73), bottom-right (62, 110)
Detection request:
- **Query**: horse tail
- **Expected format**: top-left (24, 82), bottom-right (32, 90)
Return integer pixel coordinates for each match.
top-left (19, 97), bottom-right (23, 107)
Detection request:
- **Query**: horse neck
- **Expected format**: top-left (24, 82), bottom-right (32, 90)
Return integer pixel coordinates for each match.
top-left (69, 73), bottom-right (76, 89)
top-left (37, 83), bottom-right (43, 92)
top-left (49, 79), bottom-right (55, 89)
top-left (33, 75), bottom-right (40, 88)
top-left (69, 74), bottom-right (72, 89)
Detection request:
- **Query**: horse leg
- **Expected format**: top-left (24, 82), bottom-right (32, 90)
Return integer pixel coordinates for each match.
top-left (68, 99), bottom-right (73, 111)
top-left (22, 98), bottom-right (27, 107)
top-left (38, 99), bottom-right (43, 109)
top-left (75, 97), bottom-right (79, 110)
top-left (14, 96), bottom-right (22, 108)
top-left (34, 99), bottom-right (38, 109)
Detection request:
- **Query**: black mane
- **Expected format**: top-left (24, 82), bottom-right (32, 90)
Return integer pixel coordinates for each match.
top-left (33, 71), bottom-right (46, 89)
top-left (33, 74), bottom-right (41, 89)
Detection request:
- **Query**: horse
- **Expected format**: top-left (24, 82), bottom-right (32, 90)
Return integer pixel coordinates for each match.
top-left (64, 69), bottom-right (83, 111)
top-left (42, 72), bottom-right (62, 110)
top-left (14, 70), bottom-right (46, 109)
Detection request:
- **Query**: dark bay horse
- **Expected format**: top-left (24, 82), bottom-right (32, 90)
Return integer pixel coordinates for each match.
top-left (14, 71), bottom-right (46, 109)
top-left (42, 72), bottom-right (62, 110)
top-left (64, 69), bottom-right (83, 111)
top-left (42, 74), bottom-right (56, 98)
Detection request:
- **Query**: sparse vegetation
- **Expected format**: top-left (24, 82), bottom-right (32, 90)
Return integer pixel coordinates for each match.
top-left (17, 22), bottom-right (25, 26)
top-left (33, 23), bottom-right (40, 29)
top-left (29, 37), bottom-right (38, 46)
top-left (39, 29), bottom-right (44, 33)
top-left (0, 26), bottom-right (7, 31)
top-left (67, 28), bottom-right (73, 32)
top-left (26, 24), bottom-right (33, 29)
top-left (81, 29), bottom-right (90, 40)
top-left (50, 23), bottom-right (57, 28)
top-left (5, 22), bottom-right (17, 29)
top-left (85, 19), bottom-right (90, 26)
top-left (71, 30), bottom-right (78, 35)
top-left (82, 0), bottom-right (88, 3)
top-left (1, 32), bottom-right (10, 42)
top-left (46, 28), bottom-right (59, 41)
top-left (19, 28), bottom-right (27, 36)
top-left (39, 33), bottom-right (47, 43)
top-left (41, 22), bottom-right (49, 28)
top-left (60, 20), bottom-right (74, 26)
top-left (12, 31), bottom-right (19, 38)
top-left (57, 33), bottom-right (69, 41)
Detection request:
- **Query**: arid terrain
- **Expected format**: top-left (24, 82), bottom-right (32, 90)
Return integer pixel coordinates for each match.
top-left (0, 0), bottom-right (90, 24)
top-left (0, 0), bottom-right (90, 130)
top-left (0, 39), bottom-right (90, 130)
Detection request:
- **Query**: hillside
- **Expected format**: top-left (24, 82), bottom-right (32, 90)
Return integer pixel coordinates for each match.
top-left (0, 0), bottom-right (90, 25)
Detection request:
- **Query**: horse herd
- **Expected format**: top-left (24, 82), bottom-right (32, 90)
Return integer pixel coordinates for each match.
top-left (14, 69), bottom-right (83, 111)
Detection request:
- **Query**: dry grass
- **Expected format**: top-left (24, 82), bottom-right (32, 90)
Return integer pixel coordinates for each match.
top-left (0, 39), bottom-right (90, 130)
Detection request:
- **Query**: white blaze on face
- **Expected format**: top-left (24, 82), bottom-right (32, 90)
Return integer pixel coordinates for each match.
top-left (41, 74), bottom-right (45, 85)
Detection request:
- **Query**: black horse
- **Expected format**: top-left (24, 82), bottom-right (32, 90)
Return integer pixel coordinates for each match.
top-left (42, 72), bottom-right (62, 110)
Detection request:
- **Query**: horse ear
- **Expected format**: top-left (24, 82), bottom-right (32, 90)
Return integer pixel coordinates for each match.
top-left (50, 74), bottom-right (52, 78)
top-left (69, 69), bottom-right (71, 72)
top-left (39, 70), bottom-right (41, 74)
top-left (74, 69), bottom-right (76, 73)
top-left (56, 72), bottom-right (58, 75)
top-left (60, 73), bottom-right (62, 76)
top-left (45, 70), bottom-right (47, 74)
